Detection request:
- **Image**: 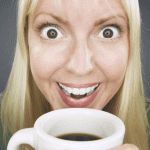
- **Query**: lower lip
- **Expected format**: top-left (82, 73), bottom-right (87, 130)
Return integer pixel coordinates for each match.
top-left (56, 83), bottom-right (101, 107)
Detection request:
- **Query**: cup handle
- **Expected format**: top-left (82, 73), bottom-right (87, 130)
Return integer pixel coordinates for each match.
top-left (7, 128), bottom-right (35, 150)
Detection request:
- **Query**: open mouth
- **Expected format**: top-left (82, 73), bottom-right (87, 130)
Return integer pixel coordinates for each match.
top-left (56, 82), bottom-right (101, 107)
top-left (57, 83), bottom-right (100, 99)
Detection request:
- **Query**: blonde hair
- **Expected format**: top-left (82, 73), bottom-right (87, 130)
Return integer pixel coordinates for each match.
top-left (0, 0), bottom-right (149, 149)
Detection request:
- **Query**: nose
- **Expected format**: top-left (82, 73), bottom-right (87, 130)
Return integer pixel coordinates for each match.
top-left (66, 37), bottom-right (94, 76)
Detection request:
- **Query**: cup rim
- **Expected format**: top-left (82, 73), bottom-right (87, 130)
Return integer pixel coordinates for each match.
top-left (34, 108), bottom-right (125, 146)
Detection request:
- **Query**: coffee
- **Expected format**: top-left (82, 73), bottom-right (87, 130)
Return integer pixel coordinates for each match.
top-left (56, 133), bottom-right (102, 141)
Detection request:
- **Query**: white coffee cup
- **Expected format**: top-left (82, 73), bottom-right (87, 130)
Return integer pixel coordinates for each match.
top-left (7, 108), bottom-right (125, 150)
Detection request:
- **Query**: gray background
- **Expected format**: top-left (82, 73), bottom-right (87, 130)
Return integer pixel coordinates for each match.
top-left (0, 0), bottom-right (150, 149)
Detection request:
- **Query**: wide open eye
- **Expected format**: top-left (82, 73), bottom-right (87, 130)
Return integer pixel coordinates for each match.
top-left (98, 26), bottom-right (119, 39)
top-left (41, 26), bottom-right (63, 40)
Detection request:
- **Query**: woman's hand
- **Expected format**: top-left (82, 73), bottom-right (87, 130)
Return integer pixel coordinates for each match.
top-left (109, 144), bottom-right (139, 150)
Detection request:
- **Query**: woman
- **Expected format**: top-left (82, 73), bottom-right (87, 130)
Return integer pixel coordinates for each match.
top-left (0, 0), bottom-right (149, 149)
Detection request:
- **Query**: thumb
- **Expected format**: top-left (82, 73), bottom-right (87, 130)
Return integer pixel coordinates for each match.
top-left (109, 144), bottom-right (139, 150)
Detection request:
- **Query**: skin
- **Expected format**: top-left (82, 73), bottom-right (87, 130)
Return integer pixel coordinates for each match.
top-left (28, 0), bottom-right (139, 149)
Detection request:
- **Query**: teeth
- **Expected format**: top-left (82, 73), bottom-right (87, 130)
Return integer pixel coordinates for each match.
top-left (87, 90), bottom-right (93, 96)
top-left (67, 87), bottom-right (72, 93)
top-left (86, 87), bottom-right (91, 93)
top-left (59, 83), bottom-right (99, 96)
top-left (73, 88), bottom-right (80, 95)
top-left (80, 88), bottom-right (86, 95)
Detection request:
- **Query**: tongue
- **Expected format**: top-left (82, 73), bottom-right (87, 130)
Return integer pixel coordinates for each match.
top-left (70, 93), bottom-right (87, 99)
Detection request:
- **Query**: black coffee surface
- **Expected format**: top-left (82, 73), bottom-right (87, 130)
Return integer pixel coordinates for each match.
top-left (56, 133), bottom-right (102, 141)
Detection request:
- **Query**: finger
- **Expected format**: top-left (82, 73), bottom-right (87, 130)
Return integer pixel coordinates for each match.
top-left (109, 144), bottom-right (139, 150)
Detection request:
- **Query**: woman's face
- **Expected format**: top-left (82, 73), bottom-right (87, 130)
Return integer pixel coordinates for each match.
top-left (28, 0), bottom-right (129, 110)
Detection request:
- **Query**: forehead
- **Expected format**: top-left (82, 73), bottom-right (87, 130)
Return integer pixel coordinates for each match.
top-left (32, 0), bottom-right (127, 24)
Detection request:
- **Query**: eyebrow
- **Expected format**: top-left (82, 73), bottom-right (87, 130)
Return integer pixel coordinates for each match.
top-left (34, 12), bottom-right (127, 25)
top-left (34, 12), bottom-right (68, 24)
top-left (96, 14), bottom-right (127, 25)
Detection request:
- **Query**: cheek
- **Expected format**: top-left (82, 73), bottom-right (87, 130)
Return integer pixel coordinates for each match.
top-left (29, 43), bottom-right (69, 80)
top-left (94, 42), bottom-right (129, 82)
